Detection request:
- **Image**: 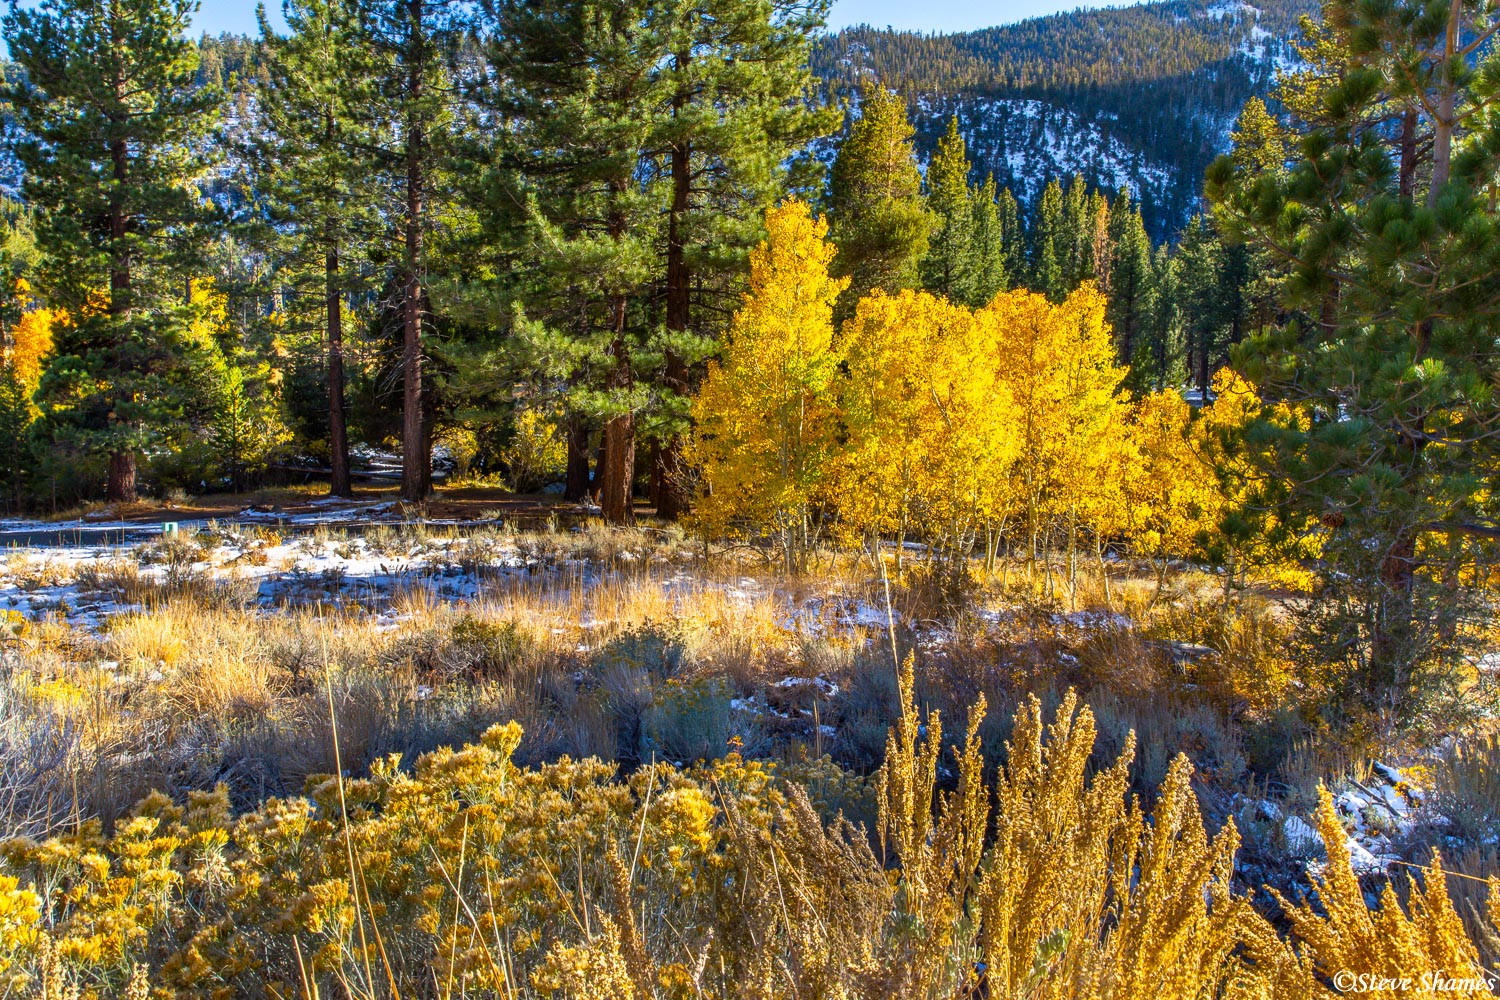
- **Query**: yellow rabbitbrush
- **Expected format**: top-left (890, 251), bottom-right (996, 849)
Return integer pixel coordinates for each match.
top-left (0, 680), bottom-right (1495, 997)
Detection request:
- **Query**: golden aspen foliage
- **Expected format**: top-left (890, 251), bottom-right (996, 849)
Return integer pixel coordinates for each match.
top-left (1122, 389), bottom-right (1226, 600)
top-left (6, 306), bottom-right (55, 393)
top-left (835, 289), bottom-right (1018, 570)
top-left (688, 200), bottom-right (848, 572)
top-left (980, 282), bottom-right (1128, 594)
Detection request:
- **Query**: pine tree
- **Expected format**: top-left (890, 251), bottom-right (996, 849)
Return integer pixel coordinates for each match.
top-left (997, 183), bottom-right (1025, 290)
top-left (968, 175), bottom-right (1009, 306)
top-left (826, 86), bottom-right (931, 317)
top-left (360, 0), bottom-right (466, 502)
top-left (645, 0), bottom-right (837, 520)
top-left (1029, 179), bottom-right (1065, 300)
top-left (1173, 215), bottom-right (1226, 399)
top-left (1106, 194), bottom-right (1155, 380)
top-left (1058, 174), bottom-right (1090, 291)
top-left (1207, 0), bottom-right (1500, 735)
top-left (1131, 244), bottom-right (1187, 392)
top-left (3, 0), bottom-right (223, 502)
top-left (254, 0), bottom-right (377, 499)
top-left (919, 116), bottom-right (975, 304)
top-left (1229, 97), bottom-right (1285, 175)
top-left (482, 0), bottom-right (670, 524)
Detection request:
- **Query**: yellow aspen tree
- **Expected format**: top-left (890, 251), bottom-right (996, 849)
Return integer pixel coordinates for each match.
top-left (1123, 389), bottom-right (1224, 606)
top-left (984, 283), bottom-right (1125, 601)
top-left (1073, 412), bottom-right (1136, 610)
top-left (688, 201), bottom-right (848, 573)
top-left (7, 309), bottom-right (55, 394)
top-left (838, 289), bottom-right (950, 563)
top-left (920, 301), bottom-right (1019, 581)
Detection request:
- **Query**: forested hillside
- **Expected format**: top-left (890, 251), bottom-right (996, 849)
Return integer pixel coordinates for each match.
top-left (813, 0), bottom-right (1314, 235)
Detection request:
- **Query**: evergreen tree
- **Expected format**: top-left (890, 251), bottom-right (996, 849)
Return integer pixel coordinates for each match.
top-left (996, 182), bottom-right (1025, 289)
top-left (1207, 0), bottom-right (1500, 735)
top-left (645, 0), bottom-right (837, 519)
top-left (826, 86), bottom-right (931, 317)
top-left (1058, 174), bottom-right (1088, 290)
top-left (254, 0), bottom-right (378, 498)
top-left (919, 116), bottom-right (975, 303)
top-left (482, 0), bottom-right (670, 524)
top-left (1130, 244), bottom-right (1187, 392)
top-left (968, 175), bottom-right (1009, 305)
top-left (3, 0), bottom-right (223, 502)
top-left (360, 0), bottom-right (466, 502)
top-left (1029, 178), bottom-right (1065, 300)
top-left (1173, 215), bottom-right (1228, 399)
top-left (1106, 194), bottom-right (1155, 379)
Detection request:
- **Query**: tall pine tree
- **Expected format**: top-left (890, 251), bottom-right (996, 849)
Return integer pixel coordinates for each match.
top-left (1106, 193), bottom-right (1155, 379)
top-left (255, 0), bottom-right (379, 498)
top-left (645, 0), bottom-right (836, 519)
top-left (1029, 179), bottom-right (1065, 300)
top-left (3, 0), bottom-right (223, 502)
top-left (826, 86), bottom-right (930, 318)
top-left (919, 116), bottom-right (975, 304)
top-left (1208, 0), bottom-right (1500, 736)
top-left (482, 0), bottom-right (668, 524)
top-left (361, 0), bottom-right (465, 502)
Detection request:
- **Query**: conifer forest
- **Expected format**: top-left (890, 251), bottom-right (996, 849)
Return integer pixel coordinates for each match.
top-left (0, 0), bottom-right (1498, 994)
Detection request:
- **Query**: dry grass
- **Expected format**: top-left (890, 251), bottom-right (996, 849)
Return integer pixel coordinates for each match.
top-left (0, 526), bottom-right (1478, 856)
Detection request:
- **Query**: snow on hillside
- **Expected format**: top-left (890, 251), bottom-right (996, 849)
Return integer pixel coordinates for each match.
top-left (913, 95), bottom-right (1177, 205)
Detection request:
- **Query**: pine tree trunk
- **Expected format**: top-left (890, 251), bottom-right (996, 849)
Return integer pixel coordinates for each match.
top-left (1370, 526), bottom-right (1417, 717)
top-left (400, 0), bottom-right (430, 503)
top-left (326, 242), bottom-right (352, 499)
top-left (655, 94), bottom-right (693, 521)
top-left (601, 309), bottom-right (635, 525)
top-left (107, 451), bottom-right (137, 503)
top-left (564, 415), bottom-right (591, 502)
top-left (106, 124), bottom-right (137, 504)
top-left (1428, 0), bottom-right (1463, 208)
top-left (600, 175), bottom-right (635, 524)
top-left (420, 367), bottom-right (436, 496)
top-left (1398, 107), bottom-right (1418, 199)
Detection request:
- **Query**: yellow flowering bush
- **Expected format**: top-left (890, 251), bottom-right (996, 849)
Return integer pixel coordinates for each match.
top-left (0, 688), bottom-right (1495, 998)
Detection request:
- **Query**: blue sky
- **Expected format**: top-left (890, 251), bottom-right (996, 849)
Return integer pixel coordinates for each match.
top-left (198, 0), bottom-right (1091, 38)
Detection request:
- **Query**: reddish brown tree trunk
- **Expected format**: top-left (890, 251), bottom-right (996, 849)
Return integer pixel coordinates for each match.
top-left (1398, 107), bottom-right (1418, 199)
top-left (326, 241), bottom-right (352, 499)
top-left (654, 88), bottom-right (694, 521)
top-left (399, 0), bottom-right (430, 503)
top-left (106, 118), bottom-right (137, 503)
top-left (106, 451), bottom-right (136, 504)
top-left (600, 295), bottom-right (635, 524)
top-left (564, 416), bottom-right (591, 501)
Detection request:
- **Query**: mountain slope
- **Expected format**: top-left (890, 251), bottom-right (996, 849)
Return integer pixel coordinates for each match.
top-left (812, 0), bottom-right (1315, 237)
